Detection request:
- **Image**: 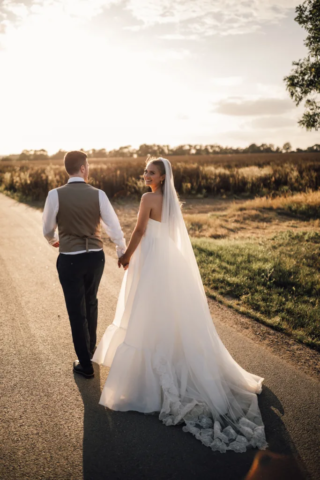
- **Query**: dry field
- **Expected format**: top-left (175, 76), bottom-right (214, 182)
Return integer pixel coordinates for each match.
top-left (1, 152), bottom-right (320, 200)
top-left (2, 151), bottom-right (320, 167)
top-left (103, 191), bottom-right (320, 242)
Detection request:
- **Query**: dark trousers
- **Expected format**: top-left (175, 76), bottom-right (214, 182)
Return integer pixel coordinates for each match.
top-left (57, 250), bottom-right (105, 368)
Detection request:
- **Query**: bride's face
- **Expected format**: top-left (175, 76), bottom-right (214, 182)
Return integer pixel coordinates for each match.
top-left (143, 163), bottom-right (164, 188)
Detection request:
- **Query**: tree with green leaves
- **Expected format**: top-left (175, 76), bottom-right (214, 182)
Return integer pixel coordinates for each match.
top-left (284, 0), bottom-right (320, 130)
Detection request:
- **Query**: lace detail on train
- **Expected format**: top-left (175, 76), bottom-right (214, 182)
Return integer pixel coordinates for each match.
top-left (153, 354), bottom-right (268, 453)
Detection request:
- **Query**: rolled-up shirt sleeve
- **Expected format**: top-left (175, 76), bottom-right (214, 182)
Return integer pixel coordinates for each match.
top-left (99, 190), bottom-right (126, 257)
top-left (42, 189), bottom-right (59, 245)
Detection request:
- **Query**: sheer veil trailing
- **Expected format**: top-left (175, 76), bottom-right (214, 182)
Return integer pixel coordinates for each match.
top-left (161, 158), bottom-right (207, 299)
top-left (93, 157), bottom-right (267, 453)
top-left (153, 158), bottom-right (267, 452)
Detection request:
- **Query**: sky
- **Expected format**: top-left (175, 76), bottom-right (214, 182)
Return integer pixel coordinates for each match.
top-left (0, 0), bottom-right (319, 155)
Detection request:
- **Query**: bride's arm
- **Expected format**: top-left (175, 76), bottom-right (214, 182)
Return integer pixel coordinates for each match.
top-left (119, 194), bottom-right (152, 266)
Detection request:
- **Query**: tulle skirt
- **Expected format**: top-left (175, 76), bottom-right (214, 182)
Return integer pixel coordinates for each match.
top-left (93, 219), bottom-right (267, 453)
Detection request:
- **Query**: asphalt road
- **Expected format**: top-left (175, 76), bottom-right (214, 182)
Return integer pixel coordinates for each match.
top-left (0, 193), bottom-right (319, 480)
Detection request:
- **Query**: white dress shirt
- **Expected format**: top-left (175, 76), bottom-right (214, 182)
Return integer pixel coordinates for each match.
top-left (42, 177), bottom-right (126, 257)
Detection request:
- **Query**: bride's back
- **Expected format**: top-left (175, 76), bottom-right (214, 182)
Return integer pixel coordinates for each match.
top-left (147, 192), bottom-right (163, 222)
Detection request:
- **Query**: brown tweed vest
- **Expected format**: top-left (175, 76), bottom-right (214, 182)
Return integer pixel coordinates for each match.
top-left (56, 182), bottom-right (103, 253)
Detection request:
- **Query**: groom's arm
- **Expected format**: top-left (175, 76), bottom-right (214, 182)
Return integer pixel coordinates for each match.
top-left (42, 189), bottom-right (59, 246)
top-left (99, 190), bottom-right (126, 257)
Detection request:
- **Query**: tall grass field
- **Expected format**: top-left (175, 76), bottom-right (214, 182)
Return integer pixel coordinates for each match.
top-left (1, 152), bottom-right (320, 200)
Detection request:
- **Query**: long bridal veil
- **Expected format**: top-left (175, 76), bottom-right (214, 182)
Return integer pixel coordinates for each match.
top-left (161, 157), bottom-right (209, 299)
top-left (94, 157), bottom-right (267, 453)
top-left (154, 158), bottom-right (267, 452)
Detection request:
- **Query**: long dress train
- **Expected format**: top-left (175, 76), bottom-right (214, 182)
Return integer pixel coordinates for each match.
top-left (93, 160), bottom-right (267, 454)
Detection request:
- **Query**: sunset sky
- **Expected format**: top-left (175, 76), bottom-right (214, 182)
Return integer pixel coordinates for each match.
top-left (0, 0), bottom-right (319, 155)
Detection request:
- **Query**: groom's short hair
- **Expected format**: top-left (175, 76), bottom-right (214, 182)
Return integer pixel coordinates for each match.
top-left (64, 151), bottom-right (87, 175)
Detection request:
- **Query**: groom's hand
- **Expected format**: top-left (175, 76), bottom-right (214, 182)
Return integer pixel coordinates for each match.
top-left (52, 241), bottom-right (60, 248)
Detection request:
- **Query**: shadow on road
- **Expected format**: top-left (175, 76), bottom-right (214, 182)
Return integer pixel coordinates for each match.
top-left (74, 370), bottom-right (308, 480)
top-left (257, 386), bottom-right (308, 479)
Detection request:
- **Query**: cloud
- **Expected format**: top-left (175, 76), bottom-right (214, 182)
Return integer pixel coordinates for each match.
top-left (247, 116), bottom-right (297, 129)
top-left (214, 98), bottom-right (295, 116)
top-left (125, 0), bottom-right (300, 36)
top-left (0, 0), bottom-right (32, 36)
top-left (159, 33), bottom-right (199, 40)
top-left (0, 0), bottom-right (122, 51)
top-left (0, 0), bottom-right (300, 41)
top-left (0, 0), bottom-right (118, 34)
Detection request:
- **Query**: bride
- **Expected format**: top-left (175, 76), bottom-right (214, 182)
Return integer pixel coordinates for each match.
top-left (93, 157), bottom-right (267, 453)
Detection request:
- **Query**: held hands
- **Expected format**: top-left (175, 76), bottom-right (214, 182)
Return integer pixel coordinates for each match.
top-left (118, 254), bottom-right (130, 270)
top-left (52, 241), bottom-right (60, 248)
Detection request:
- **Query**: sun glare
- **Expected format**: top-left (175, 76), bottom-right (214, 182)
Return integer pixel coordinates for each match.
top-left (0, 0), bottom-right (318, 154)
top-left (0, 10), bottom-right (233, 154)
top-left (1, 7), bottom-right (214, 152)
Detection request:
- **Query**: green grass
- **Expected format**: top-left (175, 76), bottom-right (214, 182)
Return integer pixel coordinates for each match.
top-left (284, 201), bottom-right (320, 219)
top-left (193, 231), bottom-right (320, 350)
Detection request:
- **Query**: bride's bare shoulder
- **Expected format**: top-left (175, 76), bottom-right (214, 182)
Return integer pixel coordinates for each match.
top-left (141, 192), bottom-right (161, 204)
top-left (141, 192), bottom-right (153, 200)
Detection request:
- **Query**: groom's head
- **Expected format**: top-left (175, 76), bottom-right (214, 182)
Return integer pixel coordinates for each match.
top-left (64, 151), bottom-right (89, 182)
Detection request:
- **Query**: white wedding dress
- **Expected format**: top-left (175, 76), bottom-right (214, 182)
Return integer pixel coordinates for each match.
top-left (93, 159), bottom-right (267, 453)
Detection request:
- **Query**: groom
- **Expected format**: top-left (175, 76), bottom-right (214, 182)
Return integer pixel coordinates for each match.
top-left (42, 150), bottom-right (126, 378)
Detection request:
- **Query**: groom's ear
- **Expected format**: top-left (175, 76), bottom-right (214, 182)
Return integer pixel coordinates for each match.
top-left (64, 151), bottom-right (87, 175)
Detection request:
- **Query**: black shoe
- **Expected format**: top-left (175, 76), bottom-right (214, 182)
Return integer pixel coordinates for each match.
top-left (73, 360), bottom-right (94, 378)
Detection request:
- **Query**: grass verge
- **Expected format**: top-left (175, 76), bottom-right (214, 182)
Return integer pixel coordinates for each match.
top-left (193, 231), bottom-right (320, 350)
top-left (0, 186), bottom-right (44, 209)
top-left (230, 190), bottom-right (320, 219)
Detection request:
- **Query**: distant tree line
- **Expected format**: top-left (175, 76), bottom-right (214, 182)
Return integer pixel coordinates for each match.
top-left (1, 142), bottom-right (320, 161)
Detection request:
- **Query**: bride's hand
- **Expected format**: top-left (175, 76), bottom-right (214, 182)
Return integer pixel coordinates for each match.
top-left (118, 254), bottom-right (130, 270)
